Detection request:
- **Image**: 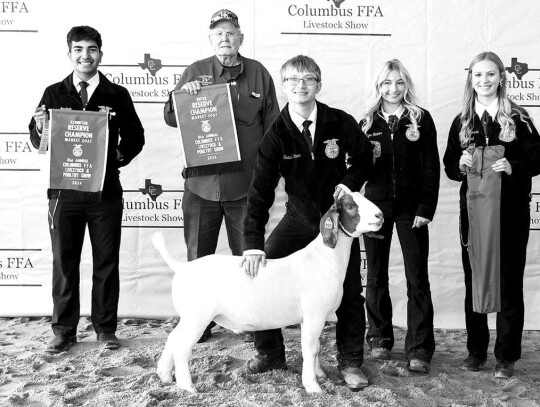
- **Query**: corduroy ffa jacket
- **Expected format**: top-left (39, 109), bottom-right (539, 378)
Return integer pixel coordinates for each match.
top-left (360, 108), bottom-right (440, 220)
top-left (244, 101), bottom-right (373, 251)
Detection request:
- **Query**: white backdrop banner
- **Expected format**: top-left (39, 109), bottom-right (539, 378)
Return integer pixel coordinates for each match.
top-left (1, 0), bottom-right (539, 328)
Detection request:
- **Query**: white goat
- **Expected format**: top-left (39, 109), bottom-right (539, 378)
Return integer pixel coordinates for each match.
top-left (153, 192), bottom-right (383, 393)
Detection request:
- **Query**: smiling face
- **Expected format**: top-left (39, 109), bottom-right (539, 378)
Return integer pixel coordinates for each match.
top-left (379, 70), bottom-right (405, 112)
top-left (471, 59), bottom-right (501, 105)
top-left (68, 39), bottom-right (102, 81)
top-left (209, 21), bottom-right (243, 61)
top-left (281, 67), bottom-right (321, 108)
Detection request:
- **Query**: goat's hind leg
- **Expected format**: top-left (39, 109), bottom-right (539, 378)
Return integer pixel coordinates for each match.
top-left (300, 317), bottom-right (327, 393)
top-left (158, 317), bottom-right (209, 393)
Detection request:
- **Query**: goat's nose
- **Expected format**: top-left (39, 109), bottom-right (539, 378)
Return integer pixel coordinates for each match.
top-left (376, 213), bottom-right (384, 223)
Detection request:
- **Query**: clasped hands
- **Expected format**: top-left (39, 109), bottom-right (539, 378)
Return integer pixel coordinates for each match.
top-left (459, 150), bottom-right (512, 175)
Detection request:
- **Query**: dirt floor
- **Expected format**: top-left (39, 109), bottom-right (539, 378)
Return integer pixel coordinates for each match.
top-left (0, 317), bottom-right (539, 406)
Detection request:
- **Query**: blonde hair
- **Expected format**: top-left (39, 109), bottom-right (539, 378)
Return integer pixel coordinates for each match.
top-left (459, 51), bottom-right (532, 146)
top-left (362, 59), bottom-right (423, 134)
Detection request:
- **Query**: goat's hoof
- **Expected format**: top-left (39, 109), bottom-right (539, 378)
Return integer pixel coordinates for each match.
top-left (304, 383), bottom-right (324, 393)
top-left (157, 371), bottom-right (174, 384)
top-left (176, 383), bottom-right (198, 393)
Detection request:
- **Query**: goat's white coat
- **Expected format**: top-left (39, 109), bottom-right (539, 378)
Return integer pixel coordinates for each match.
top-left (153, 192), bottom-right (383, 393)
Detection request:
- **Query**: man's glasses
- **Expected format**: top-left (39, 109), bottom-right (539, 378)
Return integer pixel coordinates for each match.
top-left (210, 31), bottom-right (241, 40)
top-left (283, 76), bottom-right (319, 86)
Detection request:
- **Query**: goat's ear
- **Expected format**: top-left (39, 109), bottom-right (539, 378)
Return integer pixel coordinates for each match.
top-left (320, 204), bottom-right (340, 248)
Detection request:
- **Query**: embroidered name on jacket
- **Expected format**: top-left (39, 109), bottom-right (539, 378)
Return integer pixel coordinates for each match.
top-left (283, 154), bottom-right (301, 160)
top-left (368, 132), bottom-right (382, 137)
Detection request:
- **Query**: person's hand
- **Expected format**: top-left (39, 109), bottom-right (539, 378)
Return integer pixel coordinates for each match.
top-left (492, 157), bottom-right (512, 175)
top-left (240, 253), bottom-right (266, 279)
top-left (32, 105), bottom-right (47, 132)
top-left (181, 80), bottom-right (202, 95)
top-left (459, 150), bottom-right (473, 173)
top-left (413, 216), bottom-right (431, 228)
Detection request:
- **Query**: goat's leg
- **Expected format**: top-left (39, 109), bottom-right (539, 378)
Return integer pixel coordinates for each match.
top-left (300, 317), bottom-right (326, 393)
top-left (314, 345), bottom-right (327, 380)
top-left (160, 317), bottom-right (209, 393)
top-left (156, 323), bottom-right (179, 384)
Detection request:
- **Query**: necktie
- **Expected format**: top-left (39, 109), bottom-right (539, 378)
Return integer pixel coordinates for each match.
top-left (302, 120), bottom-right (313, 152)
top-left (481, 110), bottom-right (492, 143)
top-left (388, 115), bottom-right (398, 134)
top-left (79, 81), bottom-right (89, 108)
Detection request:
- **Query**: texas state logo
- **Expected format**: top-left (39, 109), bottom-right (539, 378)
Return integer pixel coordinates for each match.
top-left (505, 58), bottom-right (540, 107)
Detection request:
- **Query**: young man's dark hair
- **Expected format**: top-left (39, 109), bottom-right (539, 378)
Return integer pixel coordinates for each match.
top-left (66, 25), bottom-right (102, 50)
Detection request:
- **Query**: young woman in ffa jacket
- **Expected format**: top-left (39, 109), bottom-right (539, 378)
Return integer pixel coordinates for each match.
top-left (443, 51), bottom-right (540, 379)
top-left (360, 59), bottom-right (440, 373)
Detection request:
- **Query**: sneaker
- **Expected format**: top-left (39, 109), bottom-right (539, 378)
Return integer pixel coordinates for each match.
top-left (97, 332), bottom-right (120, 350)
top-left (494, 360), bottom-right (514, 379)
top-left (371, 347), bottom-right (391, 360)
top-left (45, 334), bottom-right (76, 354)
top-left (337, 366), bottom-right (369, 390)
top-left (231, 356), bottom-right (287, 378)
top-left (460, 355), bottom-right (487, 372)
top-left (408, 358), bottom-right (429, 374)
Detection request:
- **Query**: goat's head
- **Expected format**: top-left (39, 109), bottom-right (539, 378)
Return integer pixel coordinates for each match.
top-left (320, 192), bottom-right (383, 248)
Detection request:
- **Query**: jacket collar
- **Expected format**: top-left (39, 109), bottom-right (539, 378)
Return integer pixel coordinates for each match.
top-left (279, 101), bottom-right (339, 136)
top-left (212, 54), bottom-right (244, 78)
top-left (57, 71), bottom-right (116, 95)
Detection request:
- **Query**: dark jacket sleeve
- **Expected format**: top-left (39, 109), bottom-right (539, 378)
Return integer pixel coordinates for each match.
top-left (243, 129), bottom-right (282, 251)
top-left (340, 114), bottom-right (373, 192)
top-left (117, 87), bottom-right (145, 167)
top-left (261, 75), bottom-right (280, 134)
top-left (417, 110), bottom-right (440, 220)
top-left (443, 115), bottom-right (467, 183)
top-left (507, 116), bottom-right (540, 180)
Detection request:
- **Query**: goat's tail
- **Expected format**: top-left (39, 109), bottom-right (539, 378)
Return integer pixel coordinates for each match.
top-left (151, 231), bottom-right (182, 274)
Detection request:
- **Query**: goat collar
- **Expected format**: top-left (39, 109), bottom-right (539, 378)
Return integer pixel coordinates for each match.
top-left (338, 222), bottom-right (355, 237)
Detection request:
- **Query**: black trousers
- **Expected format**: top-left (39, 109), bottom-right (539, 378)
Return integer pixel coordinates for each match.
top-left (363, 201), bottom-right (435, 362)
top-left (48, 198), bottom-right (123, 336)
top-left (253, 212), bottom-right (366, 367)
top-left (460, 201), bottom-right (528, 363)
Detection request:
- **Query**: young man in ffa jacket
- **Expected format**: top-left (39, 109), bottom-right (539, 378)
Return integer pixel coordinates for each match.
top-left (29, 26), bottom-right (145, 353)
top-left (235, 55), bottom-right (373, 389)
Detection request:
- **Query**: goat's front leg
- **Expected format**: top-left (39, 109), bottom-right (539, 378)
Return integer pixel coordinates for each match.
top-left (300, 317), bottom-right (326, 393)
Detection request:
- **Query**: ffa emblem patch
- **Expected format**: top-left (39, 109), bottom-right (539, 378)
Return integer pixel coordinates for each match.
top-left (73, 144), bottom-right (83, 157)
top-left (371, 141), bottom-right (381, 163)
top-left (201, 120), bottom-right (211, 132)
top-left (406, 125), bottom-right (420, 141)
top-left (499, 127), bottom-right (516, 142)
top-left (324, 139), bottom-right (339, 159)
top-left (324, 217), bottom-right (333, 229)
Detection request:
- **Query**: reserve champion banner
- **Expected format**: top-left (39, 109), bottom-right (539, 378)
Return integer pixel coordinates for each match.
top-left (172, 84), bottom-right (241, 168)
top-left (49, 109), bottom-right (108, 192)
top-left (1, 0), bottom-right (539, 329)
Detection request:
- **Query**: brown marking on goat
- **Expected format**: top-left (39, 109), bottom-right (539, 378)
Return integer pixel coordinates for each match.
top-left (338, 195), bottom-right (360, 235)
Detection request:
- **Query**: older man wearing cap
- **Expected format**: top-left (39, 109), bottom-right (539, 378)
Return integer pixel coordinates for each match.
top-left (164, 9), bottom-right (279, 342)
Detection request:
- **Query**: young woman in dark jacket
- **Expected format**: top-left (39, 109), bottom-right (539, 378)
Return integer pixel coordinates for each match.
top-left (360, 59), bottom-right (440, 374)
top-left (443, 51), bottom-right (540, 379)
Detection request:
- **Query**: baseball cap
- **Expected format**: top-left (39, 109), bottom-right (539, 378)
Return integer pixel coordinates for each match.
top-left (209, 9), bottom-right (239, 29)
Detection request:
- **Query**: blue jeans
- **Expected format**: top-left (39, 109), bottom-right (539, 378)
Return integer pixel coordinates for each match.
top-left (182, 186), bottom-right (246, 261)
top-left (254, 212), bottom-right (366, 367)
